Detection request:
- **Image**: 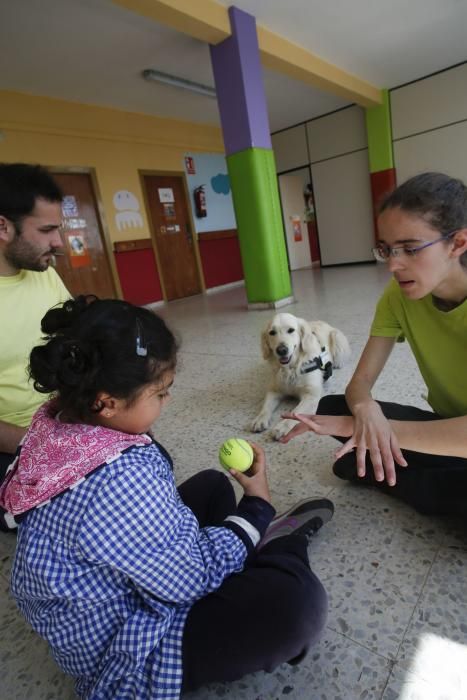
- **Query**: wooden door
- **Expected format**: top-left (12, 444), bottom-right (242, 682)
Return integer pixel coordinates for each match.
top-left (143, 175), bottom-right (202, 301)
top-left (52, 173), bottom-right (116, 298)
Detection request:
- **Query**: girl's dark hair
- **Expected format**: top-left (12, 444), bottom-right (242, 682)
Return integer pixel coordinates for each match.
top-left (380, 172), bottom-right (467, 267)
top-left (29, 296), bottom-right (178, 422)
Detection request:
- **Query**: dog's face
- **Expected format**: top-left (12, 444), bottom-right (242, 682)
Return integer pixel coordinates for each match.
top-left (261, 313), bottom-right (305, 366)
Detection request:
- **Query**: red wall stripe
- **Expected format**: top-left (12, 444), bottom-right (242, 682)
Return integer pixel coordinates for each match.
top-left (114, 248), bottom-right (163, 306)
top-left (370, 168), bottom-right (397, 241)
top-left (198, 236), bottom-right (244, 288)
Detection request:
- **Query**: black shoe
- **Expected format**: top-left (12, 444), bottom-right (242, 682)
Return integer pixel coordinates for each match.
top-left (259, 498), bottom-right (334, 547)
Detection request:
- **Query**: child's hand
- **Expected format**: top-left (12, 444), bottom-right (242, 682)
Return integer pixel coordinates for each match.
top-left (228, 442), bottom-right (271, 504)
top-left (279, 413), bottom-right (354, 443)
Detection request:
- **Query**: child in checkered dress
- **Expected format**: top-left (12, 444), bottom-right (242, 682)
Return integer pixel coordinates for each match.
top-left (0, 296), bottom-right (332, 699)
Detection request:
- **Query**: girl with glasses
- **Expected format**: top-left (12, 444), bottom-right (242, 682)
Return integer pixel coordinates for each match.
top-left (281, 171), bottom-right (467, 516)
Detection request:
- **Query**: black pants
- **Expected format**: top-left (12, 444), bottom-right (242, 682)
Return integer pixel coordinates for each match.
top-left (178, 470), bottom-right (328, 693)
top-left (318, 394), bottom-right (467, 516)
top-left (0, 452), bottom-right (15, 533)
top-left (0, 451), bottom-right (14, 482)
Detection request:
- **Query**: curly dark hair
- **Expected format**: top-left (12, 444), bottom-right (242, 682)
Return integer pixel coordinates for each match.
top-left (29, 296), bottom-right (178, 422)
top-left (0, 163), bottom-right (63, 231)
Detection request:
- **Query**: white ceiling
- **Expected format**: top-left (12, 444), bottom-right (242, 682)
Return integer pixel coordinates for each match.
top-left (1, 0), bottom-right (466, 132)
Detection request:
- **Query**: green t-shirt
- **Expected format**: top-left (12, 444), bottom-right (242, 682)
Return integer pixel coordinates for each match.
top-left (0, 267), bottom-right (70, 427)
top-left (370, 278), bottom-right (467, 418)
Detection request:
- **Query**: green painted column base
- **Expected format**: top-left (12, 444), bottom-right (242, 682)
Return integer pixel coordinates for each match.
top-left (226, 147), bottom-right (292, 304)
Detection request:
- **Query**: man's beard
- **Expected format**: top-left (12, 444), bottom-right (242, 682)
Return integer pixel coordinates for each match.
top-left (5, 233), bottom-right (55, 272)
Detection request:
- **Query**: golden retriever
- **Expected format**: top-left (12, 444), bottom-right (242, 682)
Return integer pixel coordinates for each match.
top-left (251, 312), bottom-right (351, 440)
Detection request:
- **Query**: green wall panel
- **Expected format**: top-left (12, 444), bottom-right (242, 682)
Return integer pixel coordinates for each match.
top-left (365, 89), bottom-right (394, 173)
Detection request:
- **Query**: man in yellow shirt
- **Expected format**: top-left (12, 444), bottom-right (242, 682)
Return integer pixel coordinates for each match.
top-left (0, 164), bottom-right (70, 491)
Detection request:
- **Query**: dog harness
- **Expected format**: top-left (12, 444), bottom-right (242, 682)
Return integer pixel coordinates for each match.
top-left (300, 346), bottom-right (333, 380)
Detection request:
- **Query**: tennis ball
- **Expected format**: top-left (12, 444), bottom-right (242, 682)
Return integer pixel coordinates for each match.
top-left (219, 438), bottom-right (254, 473)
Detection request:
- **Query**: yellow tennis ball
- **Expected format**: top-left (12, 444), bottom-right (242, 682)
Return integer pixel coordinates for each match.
top-left (219, 438), bottom-right (254, 473)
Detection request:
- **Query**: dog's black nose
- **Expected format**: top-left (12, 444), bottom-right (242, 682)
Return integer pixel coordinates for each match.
top-left (276, 344), bottom-right (289, 356)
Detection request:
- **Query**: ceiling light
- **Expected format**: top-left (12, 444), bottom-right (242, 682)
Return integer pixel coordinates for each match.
top-left (141, 69), bottom-right (217, 98)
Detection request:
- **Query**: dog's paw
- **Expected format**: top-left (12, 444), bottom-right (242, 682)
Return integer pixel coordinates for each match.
top-left (272, 419), bottom-right (296, 441)
top-left (251, 414), bottom-right (271, 432)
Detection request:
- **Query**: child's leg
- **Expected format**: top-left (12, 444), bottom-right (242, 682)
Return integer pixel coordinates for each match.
top-left (177, 469), bottom-right (237, 527)
top-left (181, 534), bottom-right (327, 692)
top-left (318, 395), bottom-right (467, 515)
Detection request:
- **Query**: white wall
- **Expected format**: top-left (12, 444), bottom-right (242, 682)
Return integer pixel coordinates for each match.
top-left (391, 63), bottom-right (467, 184)
top-left (272, 105), bottom-right (374, 266)
top-left (312, 150), bottom-right (374, 266)
top-left (271, 124), bottom-right (309, 173)
top-left (308, 106), bottom-right (374, 265)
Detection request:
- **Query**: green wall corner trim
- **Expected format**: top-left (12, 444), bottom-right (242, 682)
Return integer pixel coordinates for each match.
top-left (365, 88), bottom-right (394, 173)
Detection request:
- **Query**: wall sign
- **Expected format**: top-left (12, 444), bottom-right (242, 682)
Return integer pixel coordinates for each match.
top-left (62, 195), bottom-right (79, 218)
top-left (158, 188), bottom-right (175, 203)
top-left (185, 156), bottom-right (196, 175)
top-left (291, 216), bottom-right (303, 242)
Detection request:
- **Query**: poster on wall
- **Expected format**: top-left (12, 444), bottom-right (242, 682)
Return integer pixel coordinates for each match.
top-left (113, 190), bottom-right (144, 231)
top-left (158, 188), bottom-right (175, 203)
top-left (67, 230), bottom-right (92, 268)
top-left (291, 216), bottom-right (303, 242)
top-left (61, 195), bottom-right (79, 218)
top-left (163, 202), bottom-right (176, 219)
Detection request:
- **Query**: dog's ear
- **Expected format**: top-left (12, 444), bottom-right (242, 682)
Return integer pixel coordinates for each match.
top-left (328, 328), bottom-right (351, 368)
top-left (261, 328), bottom-right (273, 360)
top-left (298, 319), bottom-right (315, 354)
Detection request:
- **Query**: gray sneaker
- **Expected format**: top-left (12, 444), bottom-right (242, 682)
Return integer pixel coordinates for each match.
top-left (259, 498), bottom-right (334, 548)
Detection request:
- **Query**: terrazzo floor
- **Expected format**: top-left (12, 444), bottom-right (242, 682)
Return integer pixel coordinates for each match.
top-left (1, 264), bottom-right (467, 700)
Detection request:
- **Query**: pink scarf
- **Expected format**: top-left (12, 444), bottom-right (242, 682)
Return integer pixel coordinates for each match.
top-left (0, 401), bottom-right (151, 516)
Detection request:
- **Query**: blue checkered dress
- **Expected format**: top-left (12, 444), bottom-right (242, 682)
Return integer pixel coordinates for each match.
top-left (11, 443), bottom-right (248, 699)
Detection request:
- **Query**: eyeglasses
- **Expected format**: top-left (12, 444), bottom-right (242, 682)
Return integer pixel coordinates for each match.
top-left (372, 231), bottom-right (457, 262)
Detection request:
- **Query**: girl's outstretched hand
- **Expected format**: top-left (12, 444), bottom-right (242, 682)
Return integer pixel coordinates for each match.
top-left (228, 442), bottom-right (271, 503)
top-left (279, 413), bottom-right (354, 443)
top-left (344, 401), bottom-right (407, 486)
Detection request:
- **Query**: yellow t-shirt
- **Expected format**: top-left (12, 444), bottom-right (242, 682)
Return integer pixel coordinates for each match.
top-left (370, 278), bottom-right (467, 418)
top-left (0, 268), bottom-right (70, 427)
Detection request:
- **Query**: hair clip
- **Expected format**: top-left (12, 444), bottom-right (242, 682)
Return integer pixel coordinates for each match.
top-left (136, 320), bottom-right (148, 357)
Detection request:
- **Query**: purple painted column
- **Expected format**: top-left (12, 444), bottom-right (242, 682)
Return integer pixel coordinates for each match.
top-left (209, 6), bottom-right (293, 305)
top-left (210, 6), bottom-right (271, 155)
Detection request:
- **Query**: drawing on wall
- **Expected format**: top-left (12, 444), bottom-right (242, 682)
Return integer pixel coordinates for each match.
top-left (210, 173), bottom-right (230, 195)
top-left (113, 190), bottom-right (144, 231)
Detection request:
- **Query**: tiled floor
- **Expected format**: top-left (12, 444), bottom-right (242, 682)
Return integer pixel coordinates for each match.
top-left (2, 264), bottom-right (467, 699)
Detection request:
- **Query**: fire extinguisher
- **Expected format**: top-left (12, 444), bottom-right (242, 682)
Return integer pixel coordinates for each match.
top-left (193, 185), bottom-right (207, 218)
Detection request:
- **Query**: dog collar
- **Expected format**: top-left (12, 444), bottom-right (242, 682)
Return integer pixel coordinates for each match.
top-left (300, 347), bottom-right (333, 380)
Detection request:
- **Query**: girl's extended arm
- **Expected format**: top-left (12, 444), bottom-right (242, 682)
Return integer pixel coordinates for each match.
top-left (280, 413), bottom-right (467, 460)
top-left (391, 416), bottom-right (467, 458)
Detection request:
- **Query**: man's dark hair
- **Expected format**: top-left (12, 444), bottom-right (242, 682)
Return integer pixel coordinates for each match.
top-left (0, 163), bottom-right (63, 229)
